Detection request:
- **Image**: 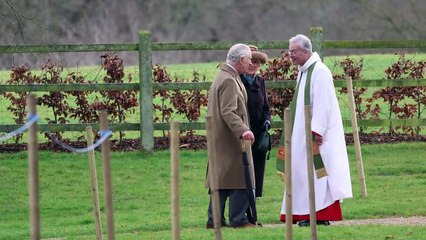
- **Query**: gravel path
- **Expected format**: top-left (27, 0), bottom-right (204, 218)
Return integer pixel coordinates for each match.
top-left (332, 216), bottom-right (426, 226)
top-left (266, 216), bottom-right (426, 227)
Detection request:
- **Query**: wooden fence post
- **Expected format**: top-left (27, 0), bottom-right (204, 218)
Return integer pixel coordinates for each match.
top-left (346, 77), bottom-right (368, 197)
top-left (100, 111), bottom-right (115, 240)
top-left (310, 27), bottom-right (323, 59)
top-left (27, 94), bottom-right (40, 240)
top-left (86, 126), bottom-right (103, 240)
top-left (139, 30), bottom-right (154, 153)
top-left (170, 121), bottom-right (180, 240)
top-left (206, 116), bottom-right (222, 240)
top-left (284, 108), bottom-right (293, 240)
top-left (304, 105), bottom-right (317, 240)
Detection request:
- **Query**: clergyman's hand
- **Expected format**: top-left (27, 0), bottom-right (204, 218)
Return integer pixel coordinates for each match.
top-left (315, 134), bottom-right (323, 145)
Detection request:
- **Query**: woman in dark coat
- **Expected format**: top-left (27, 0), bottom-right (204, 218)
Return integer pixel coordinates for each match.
top-left (240, 45), bottom-right (271, 198)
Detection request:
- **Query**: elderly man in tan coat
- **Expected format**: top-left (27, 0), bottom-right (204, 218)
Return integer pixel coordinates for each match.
top-left (205, 43), bottom-right (258, 229)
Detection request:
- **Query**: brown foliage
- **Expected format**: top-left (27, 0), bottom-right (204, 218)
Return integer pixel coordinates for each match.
top-left (3, 66), bottom-right (39, 143)
top-left (261, 51), bottom-right (298, 120)
top-left (369, 52), bottom-right (426, 134)
top-left (2, 51), bottom-right (425, 151)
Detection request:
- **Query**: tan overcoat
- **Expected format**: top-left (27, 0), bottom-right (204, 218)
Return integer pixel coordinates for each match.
top-left (205, 64), bottom-right (255, 189)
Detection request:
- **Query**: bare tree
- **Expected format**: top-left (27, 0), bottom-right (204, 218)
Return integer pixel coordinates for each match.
top-left (1, 0), bottom-right (426, 68)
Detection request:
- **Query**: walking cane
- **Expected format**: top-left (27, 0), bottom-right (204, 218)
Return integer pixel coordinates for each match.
top-left (241, 140), bottom-right (258, 225)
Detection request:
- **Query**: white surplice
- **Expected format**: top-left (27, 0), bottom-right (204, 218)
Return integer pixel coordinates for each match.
top-left (281, 52), bottom-right (353, 215)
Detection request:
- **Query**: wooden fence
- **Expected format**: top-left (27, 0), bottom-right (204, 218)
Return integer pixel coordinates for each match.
top-left (1, 27), bottom-right (426, 152)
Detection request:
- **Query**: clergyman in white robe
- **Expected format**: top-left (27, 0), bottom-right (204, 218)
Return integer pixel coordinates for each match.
top-left (280, 49), bottom-right (353, 223)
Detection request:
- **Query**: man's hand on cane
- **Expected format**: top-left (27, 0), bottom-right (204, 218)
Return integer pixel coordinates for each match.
top-left (242, 130), bottom-right (255, 145)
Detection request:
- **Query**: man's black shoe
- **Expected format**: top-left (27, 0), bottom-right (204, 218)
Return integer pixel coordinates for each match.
top-left (206, 222), bottom-right (229, 229)
top-left (230, 222), bottom-right (258, 228)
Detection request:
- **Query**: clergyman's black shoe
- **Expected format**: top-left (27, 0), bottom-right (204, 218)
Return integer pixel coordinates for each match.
top-left (298, 220), bottom-right (330, 227)
top-left (317, 220), bottom-right (330, 226)
top-left (297, 220), bottom-right (310, 227)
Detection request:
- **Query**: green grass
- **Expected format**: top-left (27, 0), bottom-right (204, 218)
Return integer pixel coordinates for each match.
top-left (0, 142), bottom-right (425, 239)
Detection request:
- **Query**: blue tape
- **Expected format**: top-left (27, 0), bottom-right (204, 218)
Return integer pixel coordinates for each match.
top-left (0, 114), bottom-right (40, 142)
top-left (50, 130), bottom-right (113, 153)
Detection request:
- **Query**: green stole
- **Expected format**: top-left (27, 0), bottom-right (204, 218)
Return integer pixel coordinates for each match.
top-left (276, 62), bottom-right (327, 181)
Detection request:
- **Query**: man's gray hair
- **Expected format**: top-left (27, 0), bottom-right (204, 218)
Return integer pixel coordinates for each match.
top-left (226, 43), bottom-right (251, 65)
top-left (289, 34), bottom-right (312, 53)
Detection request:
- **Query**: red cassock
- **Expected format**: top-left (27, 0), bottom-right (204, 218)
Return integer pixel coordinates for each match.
top-left (280, 200), bottom-right (342, 224)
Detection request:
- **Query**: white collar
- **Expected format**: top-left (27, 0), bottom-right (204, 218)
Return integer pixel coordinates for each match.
top-left (299, 52), bottom-right (321, 72)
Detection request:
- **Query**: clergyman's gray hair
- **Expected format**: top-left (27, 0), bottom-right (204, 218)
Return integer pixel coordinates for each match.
top-left (289, 34), bottom-right (313, 53)
top-left (226, 43), bottom-right (251, 65)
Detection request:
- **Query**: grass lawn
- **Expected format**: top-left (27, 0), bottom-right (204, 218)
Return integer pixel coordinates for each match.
top-left (0, 142), bottom-right (425, 239)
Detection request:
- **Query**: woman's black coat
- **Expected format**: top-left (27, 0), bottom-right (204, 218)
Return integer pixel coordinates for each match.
top-left (240, 73), bottom-right (271, 197)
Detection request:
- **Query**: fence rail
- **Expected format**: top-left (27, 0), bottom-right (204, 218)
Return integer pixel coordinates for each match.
top-left (1, 119), bottom-right (425, 134)
top-left (323, 40), bottom-right (426, 49)
top-left (1, 26), bottom-right (426, 152)
top-left (1, 78), bottom-right (425, 93)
